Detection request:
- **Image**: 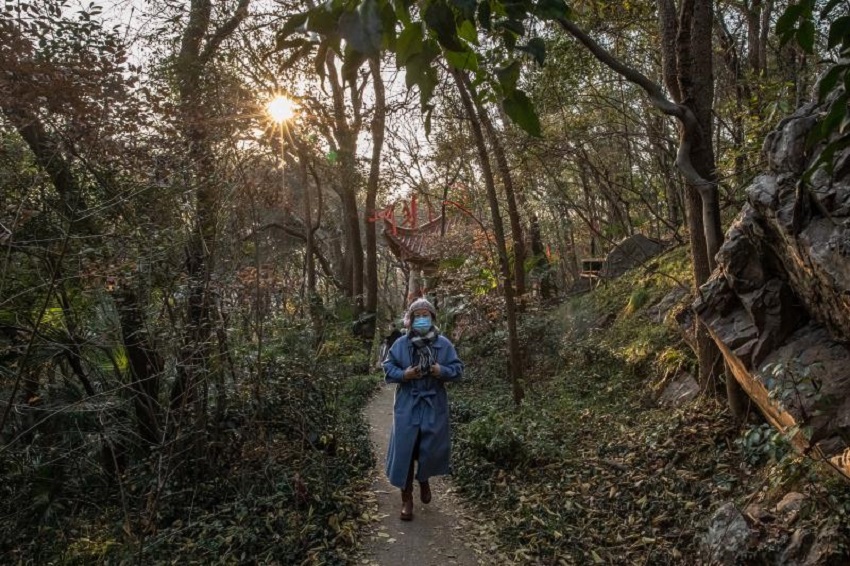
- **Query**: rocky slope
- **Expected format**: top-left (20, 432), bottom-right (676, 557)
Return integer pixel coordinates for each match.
top-left (695, 97), bottom-right (850, 479)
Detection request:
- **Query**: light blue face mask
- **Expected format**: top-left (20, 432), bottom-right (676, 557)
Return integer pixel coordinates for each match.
top-left (412, 316), bottom-right (431, 333)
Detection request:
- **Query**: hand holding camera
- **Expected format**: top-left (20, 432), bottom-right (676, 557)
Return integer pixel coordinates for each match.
top-left (403, 366), bottom-right (422, 381)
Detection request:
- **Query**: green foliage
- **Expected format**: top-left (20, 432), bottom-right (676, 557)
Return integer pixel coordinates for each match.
top-left (736, 423), bottom-right (792, 466)
top-left (557, 245), bottom-right (694, 375)
top-left (779, 0), bottom-right (850, 175)
top-left (465, 413), bottom-right (529, 468)
top-left (449, 247), bottom-right (849, 562)
top-left (624, 287), bottom-right (650, 316)
top-left (276, 0), bottom-right (556, 135)
top-left (0, 315), bottom-right (380, 563)
top-left (763, 360), bottom-right (823, 418)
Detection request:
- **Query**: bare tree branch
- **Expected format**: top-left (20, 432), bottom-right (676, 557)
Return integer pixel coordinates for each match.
top-left (556, 17), bottom-right (716, 197)
top-left (248, 222), bottom-right (343, 290)
top-left (200, 0), bottom-right (251, 64)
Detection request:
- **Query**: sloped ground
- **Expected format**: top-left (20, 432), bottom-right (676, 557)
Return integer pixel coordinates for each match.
top-left (446, 246), bottom-right (850, 564)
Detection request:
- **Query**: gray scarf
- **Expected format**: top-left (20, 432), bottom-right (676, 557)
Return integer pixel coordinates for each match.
top-left (410, 327), bottom-right (439, 375)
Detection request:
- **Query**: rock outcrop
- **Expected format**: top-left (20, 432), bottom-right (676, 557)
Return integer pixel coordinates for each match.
top-left (601, 233), bottom-right (667, 279)
top-left (694, 99), bottom-right (850, 479)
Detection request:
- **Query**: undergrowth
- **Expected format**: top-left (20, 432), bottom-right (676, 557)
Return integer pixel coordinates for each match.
top-left (450, 245), bottom-right (850, 563)
top-left (0, 322), bottom-right (381, 565)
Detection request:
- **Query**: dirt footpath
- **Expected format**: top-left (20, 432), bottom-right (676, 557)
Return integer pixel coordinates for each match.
top-left (359, 382), bottom-right (506, 566)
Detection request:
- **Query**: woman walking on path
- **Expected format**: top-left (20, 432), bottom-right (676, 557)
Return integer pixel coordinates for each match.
top-left (383, 298), bottom-right (464, 521)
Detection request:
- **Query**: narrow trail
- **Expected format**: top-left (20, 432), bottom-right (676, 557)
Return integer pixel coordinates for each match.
top-left (359, 382), bottom-right (504, 565)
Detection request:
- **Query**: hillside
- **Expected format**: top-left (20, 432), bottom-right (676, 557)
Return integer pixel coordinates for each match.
top-left (447, 246), bottom-right (850, 564)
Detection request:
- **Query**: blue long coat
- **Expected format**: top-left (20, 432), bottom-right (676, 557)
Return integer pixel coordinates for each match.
top-left (383, 333), bottom-right (463, 488)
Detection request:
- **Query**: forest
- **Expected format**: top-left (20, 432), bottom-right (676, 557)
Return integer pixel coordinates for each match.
top-left (1, 0), bottom-right (850, 563)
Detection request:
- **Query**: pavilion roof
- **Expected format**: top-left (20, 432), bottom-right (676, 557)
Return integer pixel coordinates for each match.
top-left (383, 214), bottom-right (459, 266)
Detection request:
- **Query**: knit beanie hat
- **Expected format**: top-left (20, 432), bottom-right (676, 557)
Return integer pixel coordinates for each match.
top-left (404, 298), bottom-right (437, 328)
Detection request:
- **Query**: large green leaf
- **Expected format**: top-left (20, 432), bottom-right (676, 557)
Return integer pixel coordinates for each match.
top-left (534, 0), bottom-right (570, 21)
top-left (380, 1), bottom-right (400, 48)
top-left (277, 12), bottom-right (309, 41)
top-left (503, 0), bottom-right (531, 20)
top-left (445, 48), bottom-right (479, 72)
top-left (796, 19), bottom-right (815, 54)
top-left (828, 15), bottom-right (850, 50)
top-left (818, 64), bottom-right (845, 101)
top-left (503, 89), bottom-right (541, 137)
top-left (307, 4), bottom-right (342, 36)
top-left (775, 1), bottom-right (804, 39)
top-left (821, 93), bottom-right (848, 138)
top-left (338, 0), bottom-right (383, 56)
top-left (315, 42), bottom-right (330, 82)
top-left (424, 0), bottom-right (465, 52)
top-left (518, 36), bottom-right (546, 65)
top-left (811, 131), bottom-right (850, 176)
top-left (396, 23), bottom-right (424, 65)
top-left (496, 60), bottom-right (521, 92)
top-left (477, 0), bottom-right (492, 31)
top-left (496, 18), bottom-right (525, 36)
top-left (821, 0), bottom-right (843, 17)
top-left (394, 0), bottom-right (413, 25)
top-left (341, 45), bottom-right (368, 80)
top-left (451, 0), bottom-right (477, 22)
top-left (458, 19), bottom-right (479, 43)
top-left (404, 47), bottom-right (439, 104)
top-left (423, 105), bottom-right (434, 136)
top-left (276, 37), bottom-right (310, 51)
top-left (359, 0), bottom-right (384, 52)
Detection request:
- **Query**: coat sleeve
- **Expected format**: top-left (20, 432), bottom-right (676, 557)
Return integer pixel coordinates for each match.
top-left (383, 338), bottom-right (407, 384)
top-left (437, 339), bottom-right (463, 382)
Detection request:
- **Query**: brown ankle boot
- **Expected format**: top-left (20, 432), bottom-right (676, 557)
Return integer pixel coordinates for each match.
top-left (419, 481), bottom-right (431, 504)
top-left (400, 489), bottom-right (413, 521)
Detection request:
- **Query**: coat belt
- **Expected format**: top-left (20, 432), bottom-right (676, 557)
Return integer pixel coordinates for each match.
top-left (410, 389), bottom-right (437, 426)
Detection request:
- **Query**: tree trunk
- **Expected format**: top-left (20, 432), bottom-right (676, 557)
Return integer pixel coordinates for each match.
top-left (680, 0), bottom-right (748, 417)
top-left (578, 163), bottom-right (601, 257)
top-left (364, 56), bottom-right (386, 342)
top-left (746, 0), bottom-right (762, 75)
top-left (326, 50), bottom-right (365, 316)
top-left (529, 213), bottom-right (554, 299)
top-left (759, 1), bottom-right (773, 74)
top-left (666, 0), bottom-right (718, 399)
top-left (299, 150), bottom-right (323, 337)
top-left (453, 70), bottom-right (524, 406)
top-left (470, 78), bottom-right (527, 298)
top-left (116, 287), bottom-right (163, 446)
top-left (170, 0), bottom-right (250, 422)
